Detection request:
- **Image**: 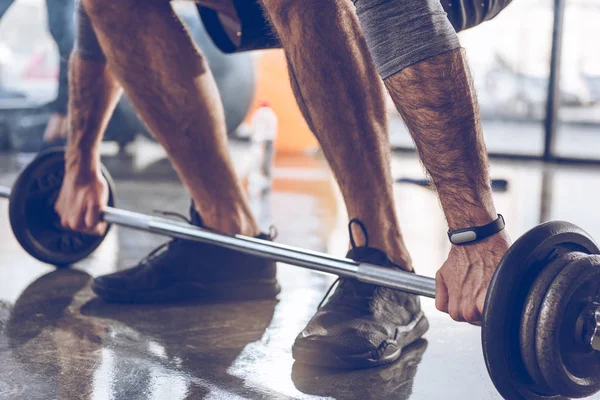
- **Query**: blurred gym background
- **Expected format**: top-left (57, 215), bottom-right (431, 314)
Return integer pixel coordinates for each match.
top-left (1, 0), bottom-right (598, 160)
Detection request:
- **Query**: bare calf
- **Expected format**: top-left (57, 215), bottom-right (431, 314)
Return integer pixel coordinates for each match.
top-left (260, 0), bottom-right (414, 268)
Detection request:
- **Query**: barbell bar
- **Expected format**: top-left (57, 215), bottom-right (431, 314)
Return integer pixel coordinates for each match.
top-left (0, 185), bottom-right (437, 297)
top-left (0, 184), bottom-right (437, 297)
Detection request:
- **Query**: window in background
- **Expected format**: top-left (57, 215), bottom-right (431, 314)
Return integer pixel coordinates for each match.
top-left (555, 0), bottom-right (600, 160)
top-left (389, 0), bottom-right (553, 156)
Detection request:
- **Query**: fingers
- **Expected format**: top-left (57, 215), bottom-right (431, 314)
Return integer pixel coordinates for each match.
top-left (436, 269), bottom-right (484, 324)
top-left (435, 270), bottom-right (449, 313)
top-left (448, 302), bottom-right (481, 324)
top-left (448, 296), bottom-right (465, 322)
top-left (56, 197), bottom-right (106, 236)
top-left (437, 266), bottom-right (466, 322)
top-left (468, 288), bottom-right (488, 326)
top-left (451, 290), bottom-right (485, 325)
top-left (462, 306), bottom-right (481, 325)
top-left (54, 173), bottom-right (109, 236)
top-left (448, 289), bottom-right (484, 324)
top-left (85, 203), bottom-right (107, 236)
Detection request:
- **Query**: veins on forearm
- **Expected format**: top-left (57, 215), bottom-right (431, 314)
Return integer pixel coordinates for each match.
top-left (385, 48), bottom-right (495, 228)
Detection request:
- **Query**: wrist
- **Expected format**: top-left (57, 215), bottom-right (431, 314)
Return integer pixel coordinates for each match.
top-left (443, 196), bottom-right (497, 231)
top-left (65, 147), bottom-right (101, 177)
top-left (448, 214), bottom-right (505, 245)
top-left (450, 229), bottom-right (511, 252)
top-left (446, 209), bottom-right (497, 231)
top-left (433, 179), bottom-right (498, 230)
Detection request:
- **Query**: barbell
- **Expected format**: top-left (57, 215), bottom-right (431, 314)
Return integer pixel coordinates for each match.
top-left (3, 148), bottom-right (600, 399)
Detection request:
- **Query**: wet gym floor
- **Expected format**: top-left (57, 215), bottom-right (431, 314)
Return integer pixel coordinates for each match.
top-left (2, 141), bottom-right (600, 399)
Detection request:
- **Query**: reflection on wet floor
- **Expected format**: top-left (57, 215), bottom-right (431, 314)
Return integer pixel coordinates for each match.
top-left (2, 146), bottom-right (600, 399)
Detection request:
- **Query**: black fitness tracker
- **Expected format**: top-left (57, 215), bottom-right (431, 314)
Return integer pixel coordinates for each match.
top-left (448, 214), bottom-right (505, 245)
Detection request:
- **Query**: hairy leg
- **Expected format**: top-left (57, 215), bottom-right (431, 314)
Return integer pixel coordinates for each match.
top-left (261, 0), bottom-right (412, 268)
top-left (82, 0), bottom-right (258, 236)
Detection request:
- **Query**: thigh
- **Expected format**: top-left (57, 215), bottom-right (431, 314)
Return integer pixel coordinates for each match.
top-left (441, 0), bottom-right (514, 32)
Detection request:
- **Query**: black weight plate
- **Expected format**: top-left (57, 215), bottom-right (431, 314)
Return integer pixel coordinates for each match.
top-left (8, 148), bottom-right (115, 266)
top-left (521, 251), bottom-right (589, 392)
top-left (483, 221), bottom-right (599, 400)
top-left (536, 255), bottom-right (600, 398)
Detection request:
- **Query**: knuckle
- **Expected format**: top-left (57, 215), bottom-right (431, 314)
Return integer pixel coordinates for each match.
top-left (449, 309), bottom-right (463, 322)
top-left (463, 309), bottom-right (480, 323)
top-left (85, 217), bottom-right (97, 229)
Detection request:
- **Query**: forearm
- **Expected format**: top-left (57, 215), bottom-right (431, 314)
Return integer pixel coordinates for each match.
top-left (67, 54), bottom-right (122, 172)
top-left (385, 48), bottom-right (496, 229)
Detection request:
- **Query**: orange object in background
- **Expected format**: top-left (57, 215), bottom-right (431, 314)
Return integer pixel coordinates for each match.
top-left (247, 50), bottom-right (319, 154)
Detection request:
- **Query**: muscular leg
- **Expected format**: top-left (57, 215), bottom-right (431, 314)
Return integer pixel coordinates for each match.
top-left (81, 0), bottom-right (258, 236)
top-left (260, 0), bottom-right (413, 269)
top-left (259, 1), bottom-right (427, 368)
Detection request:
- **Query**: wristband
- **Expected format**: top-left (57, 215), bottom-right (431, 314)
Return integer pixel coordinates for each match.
top-left (448, 214), bottom-right (505, 245)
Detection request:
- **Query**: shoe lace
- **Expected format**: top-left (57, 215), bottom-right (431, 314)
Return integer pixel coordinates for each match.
top-left (317, 219), bottom-right (374, 309)
top-left (153, 210), bottom-right (192, 224)
top-left (317, 277), bottom-right (341, 309)
top-left (137, 210), bottom-right (194, 265)
top-left (268, 225), bottom-right (278, 241)
top-left (138, 210), bottom-right (279, 265)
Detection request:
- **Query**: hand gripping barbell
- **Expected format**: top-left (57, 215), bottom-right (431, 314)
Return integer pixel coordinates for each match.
top-left (3, 149), bottom-right (600, 399)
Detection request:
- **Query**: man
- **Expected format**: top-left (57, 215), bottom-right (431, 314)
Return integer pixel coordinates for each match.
top-left (55, 0), bottom-right (513, 368)
top-left (0, 0), bottom-right (72, 145)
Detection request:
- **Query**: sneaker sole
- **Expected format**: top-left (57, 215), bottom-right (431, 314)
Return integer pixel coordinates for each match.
top-left (91, 279), bottom-right (281, 304)
top-left (291, 311), bottom-right (429, 369)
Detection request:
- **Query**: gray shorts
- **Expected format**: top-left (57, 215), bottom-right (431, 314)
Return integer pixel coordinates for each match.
top-left (76, 0), bottom-right (513, 79)
top-left (199, 0), bottom-right (513, 54)
top-left (355, 0), bottom-right (513, 78)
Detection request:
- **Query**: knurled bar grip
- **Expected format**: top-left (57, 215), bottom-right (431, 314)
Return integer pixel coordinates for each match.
top-left (0, 185), bottom-right (438, 298)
